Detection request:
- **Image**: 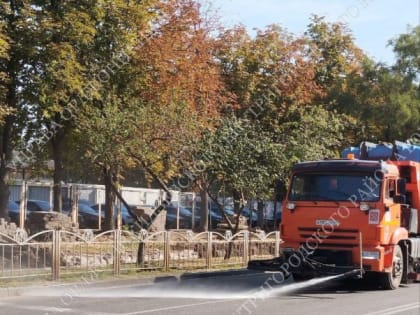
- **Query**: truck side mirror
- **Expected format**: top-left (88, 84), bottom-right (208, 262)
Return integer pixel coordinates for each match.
top-left (393, 195), bottom-right (406, 204)
top-left (275, 180), bottom-right (286, 202)
top-left (397, 178), bottom-right (407, 195)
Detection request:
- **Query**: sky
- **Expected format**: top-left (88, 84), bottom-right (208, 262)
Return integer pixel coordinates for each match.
top-left (211, 0), bottom-right (419, 65)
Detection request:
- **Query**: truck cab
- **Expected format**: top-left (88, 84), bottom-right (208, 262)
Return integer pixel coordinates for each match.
top-left (279, 158), bottom-right (420, 289)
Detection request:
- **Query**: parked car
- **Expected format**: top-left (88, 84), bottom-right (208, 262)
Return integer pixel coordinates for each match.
top-left (276, 210), bottom-right (282, 224)
top-left (91, 203), bottom-right (135, 227)
top-left (241, 205), bottom-right (282, 227)
top-left (74, 199), bottom-right (94, 207)
top-left (207, 210), bottom-right (224, 229)
top-left (16, 199), bottom-right (52, 212)
top-left (165, 201), bottom-right (196, 229)
top-left (191, 201), bottom-right (225, 229)
top-left (62, 201), bottom-right (101, 229)
top-left (265, 208), bottom-right (282, 225)
top-left (7, 200), bottom-right (20, 224)
top-left (263, 210), bottom-right (282, 229)
top-left (210, 205), bottom-right (236, 217)
top-left (241, 207), bottom-right (258, 227)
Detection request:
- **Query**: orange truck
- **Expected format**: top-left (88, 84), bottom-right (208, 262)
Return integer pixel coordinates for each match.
top-left (249, 141), bottom-right (420, 289)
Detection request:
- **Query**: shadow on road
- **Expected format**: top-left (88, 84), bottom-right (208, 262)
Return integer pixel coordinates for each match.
top-left (153, 269), bottom-right (286, 293)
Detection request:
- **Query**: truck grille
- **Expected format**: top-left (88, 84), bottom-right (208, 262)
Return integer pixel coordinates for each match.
top-left (298, 227), bottom-right (358, 233)
top-left (298, 227), bottom-right (360, 245)
top-left (307, 249), bottom-right (353, 265)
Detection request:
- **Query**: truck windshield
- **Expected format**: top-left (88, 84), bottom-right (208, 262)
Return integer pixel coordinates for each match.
top-left (288, 173), bottom-right (381, 202)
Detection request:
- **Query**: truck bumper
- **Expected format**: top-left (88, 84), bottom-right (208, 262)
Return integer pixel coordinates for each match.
top-left (286, 258), bottom-right (363, 279)
top-left (248, 251), bottom-right (363, 279)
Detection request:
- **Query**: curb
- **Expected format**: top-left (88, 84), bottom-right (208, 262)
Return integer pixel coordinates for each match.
top-left (179, 269), bottom-right (252, 280)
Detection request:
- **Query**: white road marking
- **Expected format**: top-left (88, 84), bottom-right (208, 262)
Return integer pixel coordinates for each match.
top-left (365, 302), bottom-right (420, 315)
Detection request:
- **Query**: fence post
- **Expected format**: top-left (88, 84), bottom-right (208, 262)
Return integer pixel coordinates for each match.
top-left (71, 185), bottom-right (79, 226)
top-left (51, 230), bottom-right (56, 280)
top-left (275, 231), bottom-right (280, 257)
top-left (113, 229), bottom-right (121, 275)
top-left (19, 181), bottom-right (27, 229)
top-left (164, 231), bottom-right (170, 272)
top-left (52, 230), bottom-right (60, 281)
top-left (243, 231), bottom-right (249, 267)
top-left (248, 231), bottom-right (252, 261)
top-left (207, 232), bottom-right (212, 270)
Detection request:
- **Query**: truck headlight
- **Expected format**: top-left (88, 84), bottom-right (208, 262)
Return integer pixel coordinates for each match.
top-left (286, 203), bottom-right (296, 210)
top-left (362, 251), bottom-right (380, 260)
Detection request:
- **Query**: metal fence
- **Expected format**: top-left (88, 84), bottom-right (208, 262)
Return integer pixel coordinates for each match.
top-left (0, 229), bottom-right (280, 281)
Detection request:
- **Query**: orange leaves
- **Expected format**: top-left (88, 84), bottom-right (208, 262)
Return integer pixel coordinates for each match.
top-left (135, 0), bottom-right (229, 122)
top-left (216, 24), bottom-right (323, 120)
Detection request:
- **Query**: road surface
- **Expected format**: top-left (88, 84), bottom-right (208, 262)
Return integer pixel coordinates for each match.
top-left (0, 270), bottom-right (418, 315)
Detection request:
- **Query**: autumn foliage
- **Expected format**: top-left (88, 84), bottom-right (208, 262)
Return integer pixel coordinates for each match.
top-left (136, 0), bottom-right (230, 121)
top-left (0, 1), bottom-right (418, 225)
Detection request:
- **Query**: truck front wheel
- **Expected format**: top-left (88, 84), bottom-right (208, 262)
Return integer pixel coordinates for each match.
top-left (379, 245), bottom-right (403, 290)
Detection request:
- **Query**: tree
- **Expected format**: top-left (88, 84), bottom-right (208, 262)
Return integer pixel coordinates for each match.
top-left (0, 3), bottom-right (9, 122)
top-left (0, 4), bottom-right (9, 219)
top-left (135, 0), bottom-right (227, 119)
top-left (327, 24), bottom-right (420, 143)
top-left (331, 60), bottom-right (419, 142)
top-left (195, 117), bottom-right (284, 231)
top-left (305, 15), bottom-right (364, 93)
top-left (215, 23), bottom-right (347, 193)
top-left (130, 0), bottom-right (228, 231)
top-left (277, 105), bottom-right (353, 176)
top-left (390, 25), bottom-right (420, 85)
top-left (2, 0), bottom-right (158, 219)
top-left (76, 97), bottom-right (135, 230)
top-left (70, 0), bottom-right (157, 230)
top-left (217, 24), bottom-right (323, 135)
top-left (213, 21), bottom-right (354, 227)
top-left (0, 1), bottom-right (36, 220)
top-left (303, 16), bottom-right (418, 143)
top-left (23, 1), bottom-right (103, 212)
top-left (76, 0), bottom-right (227, 230)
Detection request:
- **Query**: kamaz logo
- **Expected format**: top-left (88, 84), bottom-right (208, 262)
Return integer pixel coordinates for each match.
top-left (315, 219), bottom-right (340, 226)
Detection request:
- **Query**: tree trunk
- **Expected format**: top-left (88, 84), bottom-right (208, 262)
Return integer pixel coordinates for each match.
top-left (257, 200), bottom-right (264, 228)
top-left (233, 190), bottom-right (244, 233)
top-left (0, 5), bottom-right (25, 220)
top-left (103, 167), bottom-right (116, 231)
top-left (225, 189), bottom-right (243, 260)
top-left (207, 191), bottom-right (234, 230)
top-left (0, 117), bottom-right (13, 220)
top-left (0, 52), bottom-right (18, 220)
top-left (51, 127), bottom-right (65, 212)
top-left (199, 189), bottom-right (208, 232)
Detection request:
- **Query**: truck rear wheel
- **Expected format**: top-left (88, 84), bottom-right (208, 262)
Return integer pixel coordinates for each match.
top-left (379, 245), bottom-right (403, 290)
